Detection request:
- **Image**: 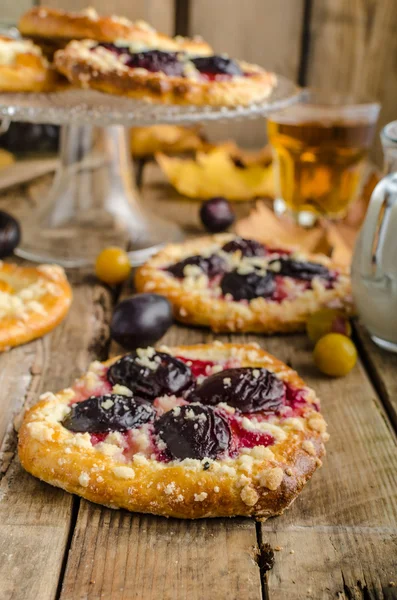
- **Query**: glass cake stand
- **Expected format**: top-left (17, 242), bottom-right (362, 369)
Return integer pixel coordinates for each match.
top-left (0, 76), bottom-right (301, 267)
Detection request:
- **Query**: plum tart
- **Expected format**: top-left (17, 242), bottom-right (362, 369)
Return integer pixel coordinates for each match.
top-left (0, 262), bottom-right (72, 350)
top-left (19, 6), bottom-right (212, 57)
top-left (0, 35), bottom-right (63, 92)
top-left (135, 234), bottom-right (353, 333)
top-left (54, 40), bottom-right (277, 106)
top-left (18, 342), bottom-right (328, 519)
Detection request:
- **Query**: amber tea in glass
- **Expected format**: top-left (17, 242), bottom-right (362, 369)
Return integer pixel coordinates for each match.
top-left (267, 92), bottom-right (380, 225)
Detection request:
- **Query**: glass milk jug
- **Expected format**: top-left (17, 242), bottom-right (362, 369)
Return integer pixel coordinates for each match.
top-left (351, 121), bottom-right (397, 352)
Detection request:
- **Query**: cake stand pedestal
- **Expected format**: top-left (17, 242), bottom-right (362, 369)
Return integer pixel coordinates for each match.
top-left (0, 79), bottom-right (301, 267)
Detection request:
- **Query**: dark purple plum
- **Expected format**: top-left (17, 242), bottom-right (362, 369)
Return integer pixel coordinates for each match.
top-left (222, 237), bottom-right (266, 257)
top-left (0, 211), bottom-right (20, 258)
top-left (166, 254), bottom-right (227, 279)
top-left (107, 351), bottom-right (193, 401)
top-left (188, 367), bottom-right (285, 413)
top-left (95, 42), bottom-right (127, 56)
top-left (200, 197), bottom-right (235, 233)
top-left (110, 294), bottom-right (172, 350)
top-left (220, 269), bottom-right (275, 300)
top-left (154, 404), bottom-right (231, 460)
top-left (96, 45), bottom-right (184, 76)
top-left (191, 55), bottom-right (242, 76)
top-left (62, 394), bottom-right (155, 433)
top-left (269, 258), bottom-right (332, 281)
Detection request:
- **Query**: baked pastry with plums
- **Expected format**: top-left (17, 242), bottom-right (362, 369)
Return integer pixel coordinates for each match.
top-left (54, 40), bottom-right (277, 106)
top-left (18, 342), bottom-right (328, 519)
top-left (19, 7), bottom-right (212, 57)
top-left (135, 234), bottom-right (353, 333)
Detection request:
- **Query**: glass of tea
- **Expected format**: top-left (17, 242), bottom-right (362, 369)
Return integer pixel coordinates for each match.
top-left (267, 91), bottom-right (380, 226)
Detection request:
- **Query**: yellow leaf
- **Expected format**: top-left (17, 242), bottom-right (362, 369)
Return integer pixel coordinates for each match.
top-left (0, 149), bottom-right (15, 169)
top-left (156, 148), bottom-right (274, 201)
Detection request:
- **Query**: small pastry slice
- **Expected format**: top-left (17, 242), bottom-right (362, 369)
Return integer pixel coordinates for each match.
top-left (0, 35), bottom-right (63, 92)
top-left (0, 262), bottom-right (72, 350)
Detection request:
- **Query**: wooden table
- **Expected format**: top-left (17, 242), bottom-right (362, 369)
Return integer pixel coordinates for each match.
top-left (0, 163), bottom-right (396, 600)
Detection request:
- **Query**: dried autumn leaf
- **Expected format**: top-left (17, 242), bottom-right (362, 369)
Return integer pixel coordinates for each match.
top-left (0, 149), bottom-right (15, 169)
top-left (130, 125), bottom-right (205, 157)
top-left (156, 148), bottom-right (274, 201)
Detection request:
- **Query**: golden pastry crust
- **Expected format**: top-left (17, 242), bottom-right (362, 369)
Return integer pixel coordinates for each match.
top-left (0, 35), bottom-right (63, 92)
top-left (0, 262), bottom-right (72, 350)
top-left (19, 7), bottom-right (212, 56)
top-left (135, 234), bottom-right (353, 333)
top-left (54, 40), bottom-right (277, 107)
top-left (18, 342), bottom-right (328, 519)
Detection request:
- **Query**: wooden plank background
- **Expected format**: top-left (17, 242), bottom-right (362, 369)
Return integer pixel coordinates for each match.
top-left (0, 0), bottom-right (396, 161)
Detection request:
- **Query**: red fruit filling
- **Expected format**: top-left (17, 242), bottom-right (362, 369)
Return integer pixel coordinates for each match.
top-left (64, 352), bottom-right (314, 462)
top-left (228, 416), bottom-right (275, 456)
top-left (176, 357), bottom-right (215, 378)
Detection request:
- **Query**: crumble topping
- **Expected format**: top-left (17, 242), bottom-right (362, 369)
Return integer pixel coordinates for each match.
top-left (194, 492), bottom-right (208, 502)
top-left (259, 467), bottom-right (284, 490)
top-left (0, 38), bottom-right (42, 66)
top-left (240, 485), bottom-right (259, 506)
top-left (78, 472), bottom-right (90, 487)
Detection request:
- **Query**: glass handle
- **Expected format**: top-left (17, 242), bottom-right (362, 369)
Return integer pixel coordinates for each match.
top-left (360, 175), bottom-right (396, 279)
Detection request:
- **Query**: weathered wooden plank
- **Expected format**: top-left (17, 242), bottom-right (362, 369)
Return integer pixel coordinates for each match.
top-left (61, 502), bottom-right (262, 600)
top-left (261, 527), bottom-right (397, 600)
top-left (189, 0), bottom-right (304, 146)
top-left (233, 333), bottom-right (397, 598)
top-left (60, 322), bottom-right (263, 600)
top-left (39, 0), bottom-right (175, 35)
top-left (306, 0), bottom-right (397, 164)
top-left (0, 278), bottom-right (113, 600)
top-left (355, 321), bottom-right (397, 431)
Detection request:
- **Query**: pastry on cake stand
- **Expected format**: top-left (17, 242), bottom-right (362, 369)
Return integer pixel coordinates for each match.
top-left (0, 79), bottom-right (301, 267)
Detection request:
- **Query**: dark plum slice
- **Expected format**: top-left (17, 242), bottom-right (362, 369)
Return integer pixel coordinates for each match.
top-left (95, 45), bottom-right (184, 76)
top-left (107, 351), bottom-right (193, 401)
top-left (269, 258), bottom-right (332, 281)
top-left (154, 404), bottom-right (231, 460)
top-left (220, 269), bottom-right (275, 300)
top-left (200, 197), bottom-right (235, 233)
top-left (188, 367), bottom-right (285, 413)
top-left (124, 50), bottom-right (185, 76)
top-left (166, 254), bottom-right (227, 279)
top-left (191, 55), bottom-right (242, 76)
top-left (222, 237), bottom-right (266, 257)
top-left (62, 394), bottom-right (155, 433)
top-left (95, 42), bottom-right (127, 56)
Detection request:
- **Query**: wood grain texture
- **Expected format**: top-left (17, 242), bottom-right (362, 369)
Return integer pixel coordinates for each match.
top-left (355, 321), bottom-right (397, 431)
top-left (61, 502), bottom-right (262, 600)
top-left (38, 0), bottom-right (175, 35)
top-left (0, 176), bottom-right (113, 600)
top-left (189, 0), bottom-right (304, 146)
top-left (307, 0), bottom-right (397, 165)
